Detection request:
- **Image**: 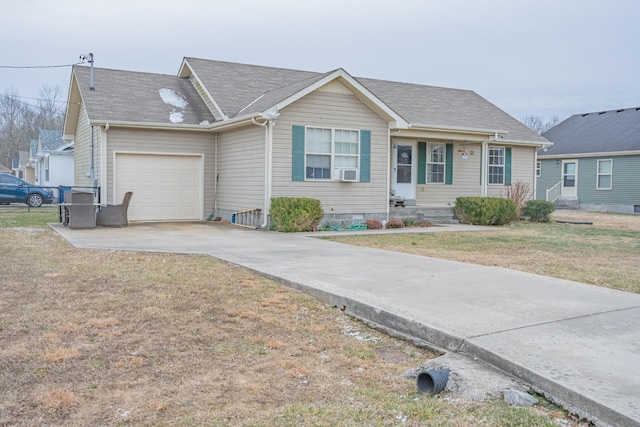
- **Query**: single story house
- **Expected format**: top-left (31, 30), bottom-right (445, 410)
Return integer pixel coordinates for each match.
top-left (63, 58), bottom-right (549, 226)
top-left (537, 107), bottom-right (640, 213)
top-left (29, 129), bottom-right (75, 201)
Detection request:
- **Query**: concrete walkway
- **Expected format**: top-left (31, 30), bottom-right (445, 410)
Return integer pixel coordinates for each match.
top-left (50, 222), bottom-right (640, 427)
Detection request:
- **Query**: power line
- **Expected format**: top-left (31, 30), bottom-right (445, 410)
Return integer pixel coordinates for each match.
top-left (0, 93), bottom-right (70, 105)
top-left (0, 60), bottom-right (86, 69)
top-left (0, 94), bottom-right (74, 112)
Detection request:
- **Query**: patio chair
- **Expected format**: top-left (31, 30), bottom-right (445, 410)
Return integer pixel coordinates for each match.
top-left (96, 192), bottom-right (133, 227)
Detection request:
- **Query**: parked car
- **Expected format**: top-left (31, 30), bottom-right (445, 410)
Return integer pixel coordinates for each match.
top-left (0, 173), bottom-right (54, 207)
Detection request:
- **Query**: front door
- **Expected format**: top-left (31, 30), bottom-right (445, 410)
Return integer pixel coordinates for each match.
top-left (561, 160), bottom-right (578, 198)
top-left (393, 142), bottom-right (416, 200)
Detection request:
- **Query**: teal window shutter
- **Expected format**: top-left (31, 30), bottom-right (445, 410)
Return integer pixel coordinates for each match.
top-left (479, 145), bottom-right (483, 185)
top-left (359, 130), bottom-right (371, 182)
top-left (445, 143), bottom-right (453, 185)
top-left (417, 142), bottom-right (426, 184)
top-left (505, 147), bottom-right (512, 185)
top-left (292, 125), bottom-right (305, 181)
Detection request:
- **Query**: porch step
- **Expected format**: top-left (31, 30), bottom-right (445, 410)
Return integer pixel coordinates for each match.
top-left (554, 197), bottom-right (580, 210)
top-left (389, 206), bottom-right (458, 225)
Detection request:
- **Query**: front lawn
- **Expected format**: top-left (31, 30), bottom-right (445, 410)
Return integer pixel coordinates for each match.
top-left (326, 215), bottom-right (640, 293)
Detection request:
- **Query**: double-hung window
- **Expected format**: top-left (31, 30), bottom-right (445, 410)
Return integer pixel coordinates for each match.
top-left (427, 143), bottom-right (445, 183)
top-left (597, 159), bottom-right (613, 190)
top-left (488, 146), bottom-right (505, 184)
top-left (305, 127), bottom-right (359, 180)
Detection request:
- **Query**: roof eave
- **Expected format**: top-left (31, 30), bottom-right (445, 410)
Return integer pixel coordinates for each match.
top-left (89, 112), bottom-right (261, 132)
top-left (409, 123), bottom-right (510, 136)
top-left (538, 150), bottom-right (640, 159)
top-left (63, 70), bottom-right (82, 139)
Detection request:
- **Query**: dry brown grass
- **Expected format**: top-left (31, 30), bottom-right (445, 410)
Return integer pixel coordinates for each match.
top-left (0, 227), bottom-right (587, 426)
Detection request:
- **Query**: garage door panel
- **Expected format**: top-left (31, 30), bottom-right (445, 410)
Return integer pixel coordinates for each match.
top-left (115, 154), bottom-right (202, 221)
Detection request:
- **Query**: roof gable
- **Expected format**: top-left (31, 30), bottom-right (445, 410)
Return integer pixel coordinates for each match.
top-left (541, 107), bottom-right (640, 156)
top-left (181, 58), bottom-right (322, 119)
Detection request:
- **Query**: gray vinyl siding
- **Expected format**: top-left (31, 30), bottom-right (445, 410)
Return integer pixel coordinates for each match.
top-left (215, 125), bottom-right (265, 211)
top-left (487, 145), bottom-right (536, 198)
top-left (103, 128), bottom-right (216, 207)
top-left (416, 141), bottom-right (482, 205)
top-left (535, 159), bottom-right (561, 200)
top-left (536, 155), bottom-right (640, 209)
top-left (73, 103), bottom-right (92, 187)
top-left (577, 155), bottom-right (639, 205)
top-left (272, 90), bottom-right (389, 214)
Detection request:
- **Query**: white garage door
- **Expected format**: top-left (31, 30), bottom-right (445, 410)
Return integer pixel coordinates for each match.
top-left (115, 153), bottom-right (202, 221)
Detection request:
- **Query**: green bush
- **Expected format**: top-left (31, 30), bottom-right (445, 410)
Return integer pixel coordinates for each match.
top-left (269, 197), bottom-right (324, 232)
top-left (523, 200), bottom-right (555, 223)
top-left (454, 197), bottom-right (517, 226)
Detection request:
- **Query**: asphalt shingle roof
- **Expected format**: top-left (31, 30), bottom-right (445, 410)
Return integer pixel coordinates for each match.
top-left (73, 66), bottom-right (215, 125)
top-left (39, 129), bottom-right (65, 151)
top-left (72, 58), bottom-right (547, 144)
top-left (357, 77), bottom-right (548, 143)
top-left (541, 107), bottom-right (640, 155)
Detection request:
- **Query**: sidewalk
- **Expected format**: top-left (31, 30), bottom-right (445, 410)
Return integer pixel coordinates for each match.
top-left (51, 222), bottom-right (640, 427)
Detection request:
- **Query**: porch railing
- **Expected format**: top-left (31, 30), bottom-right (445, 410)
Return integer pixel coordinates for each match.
top-left (546, 181), bottom-right (561, 202)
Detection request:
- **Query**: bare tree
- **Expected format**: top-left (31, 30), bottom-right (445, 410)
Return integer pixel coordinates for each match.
top-left (0, 86), bottom-right (65, 168)
top-left (522, 115), bottom-right (560, 134)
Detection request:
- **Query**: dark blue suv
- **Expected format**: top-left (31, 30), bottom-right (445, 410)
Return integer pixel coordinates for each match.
top-left (0, 173), bottom-right (54, 207)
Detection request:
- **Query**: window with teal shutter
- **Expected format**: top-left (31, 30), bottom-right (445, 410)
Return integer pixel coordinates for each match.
top-left (292, 125), bottom-right (371, 182)
top-left (292, 125), bottom-right (305, 181)
top-left (505, 147), bottom-right (512, 185)
top-left (359, 130), bottom-right (371, 182)
top-left (445, 143), bottom-right (453, 185)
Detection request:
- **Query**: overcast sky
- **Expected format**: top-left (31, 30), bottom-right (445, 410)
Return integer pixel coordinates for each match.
top-left (2, 0), bottom-right (638, 124)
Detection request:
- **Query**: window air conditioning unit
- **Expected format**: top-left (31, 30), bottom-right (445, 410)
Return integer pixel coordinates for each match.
top-left (340, 168), bottom-right (359, 182)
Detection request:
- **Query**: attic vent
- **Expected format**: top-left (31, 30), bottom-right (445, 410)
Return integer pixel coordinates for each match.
top-left (617, 109), bottom-right (624, 113)
top-left (582, 114), bottom-right (589, 117)
top-left (599, 111), bottom-right (606, 115)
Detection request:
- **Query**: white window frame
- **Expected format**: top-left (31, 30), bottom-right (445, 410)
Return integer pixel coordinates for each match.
top-left (536, 161), bottom-right (541, 177)
top-left (488, 146), bottom-right (505, 185)
top-left (596, 159), bottom-right (613, 190)
top-left (44, 155), bottom-right (50, 182)
top-left (427, 143), bottom-right (445, 184)
top-left (305, 127), bottom-right (360, 181)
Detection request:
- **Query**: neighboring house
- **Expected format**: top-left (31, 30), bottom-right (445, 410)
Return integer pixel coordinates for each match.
top-left (11, 151), bottom-right (34, 182)
top-left (30, 129), bottom-right (75, 201)
top-left (0, 163), bottom-right (10, 174)
top-left (537, 108), bottom-right (640, 213)
top-left (63, 58), bottom-right (549, 225)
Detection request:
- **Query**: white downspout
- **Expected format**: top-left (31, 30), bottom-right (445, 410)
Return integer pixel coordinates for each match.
top-left (481, 140), bottom-right (489, 197)
top-left (101, 124), bottom-right (109, 205)
top-left (214, 133), bottom-right (218, 213)
top-left (386, 129), bottom-right (391, 222)
top-left (252, 117), bottom-right (271, 228)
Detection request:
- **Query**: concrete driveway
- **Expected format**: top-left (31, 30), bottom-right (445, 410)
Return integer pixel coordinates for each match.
top-left (51, 222), bottom-right (640, 427)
